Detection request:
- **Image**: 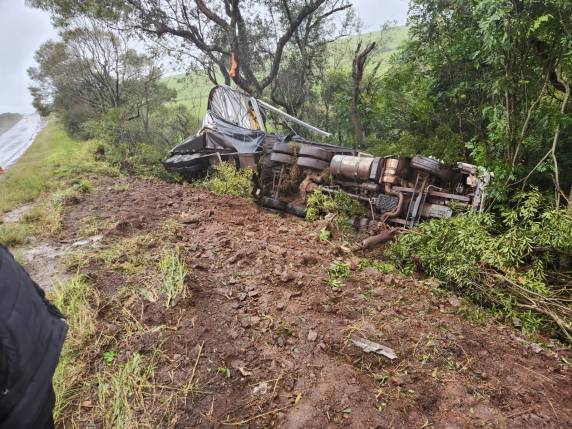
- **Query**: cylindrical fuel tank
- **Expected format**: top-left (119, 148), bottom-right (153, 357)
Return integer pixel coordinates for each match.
top-left (330, 155), bottom-right (375, 181)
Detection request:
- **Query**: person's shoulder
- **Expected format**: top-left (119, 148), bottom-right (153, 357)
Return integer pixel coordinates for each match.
top-left (0, 244), bottom-right (15, 272)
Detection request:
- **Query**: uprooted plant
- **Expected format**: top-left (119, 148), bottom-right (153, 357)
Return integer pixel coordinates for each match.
top-left (388, 190), bottom-right (572, 342)
top-left (203, 162), bottom-right (254, 198)
top-left (305, 188), bottom-right (365, 237)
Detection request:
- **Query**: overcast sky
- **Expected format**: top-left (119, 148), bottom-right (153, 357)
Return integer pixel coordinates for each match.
top-left (0, 0), bottom-right (409, 114)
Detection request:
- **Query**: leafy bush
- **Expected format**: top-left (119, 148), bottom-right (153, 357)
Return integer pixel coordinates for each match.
top-left (388, 190), bottom-right (572, 342)
top-left (305, 188), bottom-right (365, 225)
top-left (204, 162), bottom-right (254, 198)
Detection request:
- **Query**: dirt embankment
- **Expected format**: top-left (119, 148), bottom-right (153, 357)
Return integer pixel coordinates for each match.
top-left (39, 177), bottom-right (572, 428)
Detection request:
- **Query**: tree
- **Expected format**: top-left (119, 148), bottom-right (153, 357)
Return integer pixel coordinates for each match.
top-left (373, 0), bottom-right (572, 203)
top-left (29, 0), bottom-right (356, 113)
top-left (28, 20), bottom-right (175, 135)
top-left (350, 41), bottom-right (376, 150)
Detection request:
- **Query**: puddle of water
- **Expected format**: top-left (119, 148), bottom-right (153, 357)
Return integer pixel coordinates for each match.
top-left (21, 235), bottom-right (103, 291)
top-left (2, 203), bottom-right (33, 224)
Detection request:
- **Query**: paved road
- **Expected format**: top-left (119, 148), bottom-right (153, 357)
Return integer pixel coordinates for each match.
top-left (0, 113), bottom-right (46, 170)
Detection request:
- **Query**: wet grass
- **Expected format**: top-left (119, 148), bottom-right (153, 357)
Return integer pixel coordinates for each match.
top-left (50, 219), bottom-right (195, 428)
top-left (0, 119), bottom-right (117, 214)
top-left (160, 246), bottom-right (189, 308)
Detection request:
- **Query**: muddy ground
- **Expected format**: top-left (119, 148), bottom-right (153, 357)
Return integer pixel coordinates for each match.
top-left (21, 177), bottom-right (572, 428)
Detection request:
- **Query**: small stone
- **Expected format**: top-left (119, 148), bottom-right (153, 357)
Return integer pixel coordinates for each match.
top-left (530, 343), bottom-right (543, 354)
top-left (250, 316), bottom-right (261, 325)
top-left (180, 212), bottom-right (201, 224)
top-left (238, 292), bottom-right (248, 301)
top-left (391, 375), bottom-right (405, 386)
top-left (363, 267), bottom-right (383, 279)
top-left (307, 330), bottom-right (318, 341)
top-left (252, 382), bottom-right (269, 395)
top-left (448, 296), bottom-right (461, 307)
top-left (248, 290), bottom-right (259, 297)
top-left (240, 317), bottom-right (251, 328)
top-left (280, 269), bottom-right (297, 282)
top-left (276, 302), bottom-right (286, 310)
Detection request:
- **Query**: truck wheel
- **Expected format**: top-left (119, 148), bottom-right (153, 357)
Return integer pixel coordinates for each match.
top-left (411, 156), bottom-right (454, 181)
top-left (299, 145), bottom-right (333, 161)
top-left (270, 152), bottom-right (296, 165)
top-left (180, 164), bottom-right (206, 180)
top-left (297, 156), bottom-right (330, 171)
top-left (261, 197), bottom-right (287, 211)
top-left (272, 142), bottom-right (296, 155)
top-left (286, 202), bottom-right (306, 218)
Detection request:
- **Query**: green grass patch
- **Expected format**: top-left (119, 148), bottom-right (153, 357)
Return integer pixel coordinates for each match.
top-left (0, 118), bottom-right (118, 214)
top-left (160, 246), bottom-right (190, 308)
top-left (49, 276), bottom-right (100, 422)
top-left (0, 223), bottom-right (30, 246)
top-left (203, 161), bottom-right (254, 198)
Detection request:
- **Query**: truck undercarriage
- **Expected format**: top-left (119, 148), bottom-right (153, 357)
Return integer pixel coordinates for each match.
top-left (164, 86), bottom-right (490, 229)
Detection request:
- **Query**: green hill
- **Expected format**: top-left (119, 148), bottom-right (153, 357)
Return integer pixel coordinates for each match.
top-left (162, 26), bottom-right (409, 115)
top-left (0, 113), bottom-right (23, 136)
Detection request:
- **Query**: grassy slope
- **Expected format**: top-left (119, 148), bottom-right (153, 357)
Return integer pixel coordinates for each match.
top-left (0, 112), bottom-right (23, 135)
top-left (162, 26), bottom-right (409, 114)
top-left (0, 118), bottom-right (117, 246)
top-left (0, 119), bottom-right (115, 214)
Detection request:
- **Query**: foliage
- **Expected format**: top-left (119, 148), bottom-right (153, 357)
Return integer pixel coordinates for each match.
top-left (326, 260), bottom-right (350, 290)
top-left (358, 259), bottom-right (394, 274)
top-left (103, 351), bottom-right (116, 364)
top-left (305, 188), bottom-right (365, 226)
top-left (375, 0), bottom-right (572, 201)
top-left (27, 22), bottom-right (194, 179)
top-left (318, 228), bottom-right (331, 241)
top-left (388, 191), bottom-right (572, 341)
top-left (203, 162), bottom-right (254, 198)
top-left (30, 0), bottom-right (357, 115)
top-left (86, 103), bottom-right (196, 179)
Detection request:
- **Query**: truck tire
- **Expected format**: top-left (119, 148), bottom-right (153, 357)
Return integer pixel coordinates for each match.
top-left (297, 156), bottom-right (330, 171)
top-left (260, 197), bottom-right (287, 211)
top-left (180, 164), bottom-right (206, 180)
top-left (286, 202), bottom-right (306, 218)
top-left (299, 145), bottom-right (333, 161)
top-left (272, 142), bottom-right (296, 155)
top-left (270, 152), bottom-right (296, 165)
top-left (411, 155), bottom-right (454, 181)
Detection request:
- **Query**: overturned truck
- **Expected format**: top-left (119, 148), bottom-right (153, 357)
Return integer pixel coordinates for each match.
top-left (164, 86), bottom-right (490, 228)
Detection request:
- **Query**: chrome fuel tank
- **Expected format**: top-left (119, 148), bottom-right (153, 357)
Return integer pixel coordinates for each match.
top-left (330, 155), bottom-right (376, 181)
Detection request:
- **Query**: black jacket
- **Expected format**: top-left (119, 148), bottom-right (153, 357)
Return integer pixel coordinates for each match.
top-left (0, 245), bottom-right (67, 428)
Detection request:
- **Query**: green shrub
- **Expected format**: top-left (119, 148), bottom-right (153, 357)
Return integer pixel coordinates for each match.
top-left (305, 188), bottom-right (365, 226)
top-left (387, 190), bottom-right (572, 341)
top-left (204, 162), bottom-right (254, 198)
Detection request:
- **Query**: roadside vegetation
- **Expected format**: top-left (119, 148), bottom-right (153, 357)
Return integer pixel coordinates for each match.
top-left (0, 119), bottom-right (115, 245)
top-left (50, 220), bottom-right (193, 428)
top-left (202, 162), bottom-right (254, 198)
top-left (4, 0), bottom-right (571, 424)
top-left (0, 119), bottom-right (114, 214)
top-left (388, 191), bottom-right (572, 342)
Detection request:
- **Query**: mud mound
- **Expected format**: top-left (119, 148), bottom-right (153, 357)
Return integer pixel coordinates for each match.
top-left (57, 177), bottom-right (572, 428)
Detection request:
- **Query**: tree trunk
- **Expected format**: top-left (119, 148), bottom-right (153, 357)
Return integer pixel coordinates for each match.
top-left (351, 41), bottom-right (376, 152)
